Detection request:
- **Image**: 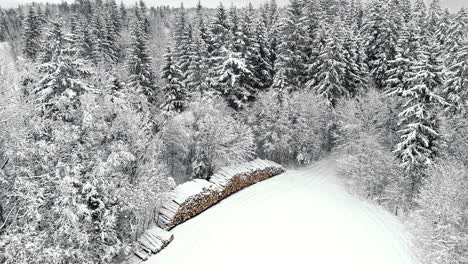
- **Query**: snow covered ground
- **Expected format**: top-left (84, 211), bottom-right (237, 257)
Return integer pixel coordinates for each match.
top-left (148, 157), bottom-right (419, 264)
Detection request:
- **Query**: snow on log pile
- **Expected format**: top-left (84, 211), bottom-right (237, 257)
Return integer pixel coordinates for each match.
top-left (157, 159), bottom-right (284, 230)
top-left (157, 179), bottom-right (222, 230)
top-left (124, 226), bottom-right (173, 264)
top-left (211, 159), bottom-right (285, 199)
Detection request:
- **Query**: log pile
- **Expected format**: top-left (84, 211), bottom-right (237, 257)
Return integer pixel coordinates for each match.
top-left (157, 159), bottom-right (284, 230)
top-left (210, 159), bottom-right (284, 199)
top-left (157, 179), bottom-right (222, 230)
top-left (124, 226), bottom-right (174, 264)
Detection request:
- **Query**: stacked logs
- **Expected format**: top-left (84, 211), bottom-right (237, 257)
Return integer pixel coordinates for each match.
top-left (210, 159), bottom-right (284, 199)
top-left (124, 226), bottom-right (174, 264)
top-left (157, 179), bottom-right (221, 230)
top-left (157, 159), bottom-right (284, 230)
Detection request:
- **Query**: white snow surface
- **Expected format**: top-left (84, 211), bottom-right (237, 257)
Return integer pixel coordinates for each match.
top-left (148, 157), bottom-right (419, 264)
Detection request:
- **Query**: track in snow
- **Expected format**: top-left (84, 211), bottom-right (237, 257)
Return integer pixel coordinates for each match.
top-left (148, 157), bottom-right (419, 264)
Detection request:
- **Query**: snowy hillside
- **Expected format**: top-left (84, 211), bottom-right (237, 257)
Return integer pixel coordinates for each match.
top-left (148, 157), bottom-right (419, 264)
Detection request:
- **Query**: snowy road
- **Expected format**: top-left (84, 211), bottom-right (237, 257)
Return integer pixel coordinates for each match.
top-left (148, 157), bottom-right (419, 264)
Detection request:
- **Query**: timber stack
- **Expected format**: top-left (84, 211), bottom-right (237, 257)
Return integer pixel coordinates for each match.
top-left (211, 159), bottom-right (284, 199)
top-left (157, 159), bottom-right (284, 230)
top-left (124, 226), bottom-right (173, 264)
top-left (157, 179), bottom-right (221, 230)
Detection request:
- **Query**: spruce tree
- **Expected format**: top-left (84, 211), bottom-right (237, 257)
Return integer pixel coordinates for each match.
top-left (387, 21), bottom-right (420, 95)
top-left (120, 1), bottom-right (128, 28)
top-left (34, 19), bottom-right (92, 120)
top-left (102, 9), bottom-right (121, 63)
top-left (427, 0), bottom-right (443, 38)
top-left (265, 0), bottom-right (280, 74)
top-left (361, 0), bottom-right (400, 90)
top-left (272, 0), bottom-right (309, 96)
top-left (354, 0), bottom-right (365, 30)
top-left (23, 7), bottom-right (42, 60)
top-left (186, 1), bottom-right (210, 95)
top-left (90, 9), bottom-right (106, 63)
top-left (135, 0), bottom-right (150, 35)
top-left (217, 48), bottom-right (255, 109)
top-left (304, 0), bottom-right (324, 43)
top-left (253, 9), bottom-right (274, 90)
top-left (161, 48), bottom-right (187, 113)
top-left (36, 5), bottom-right (46, 26)
top-left (73, 16), bottom-right (95, 62)
top-left (233, 5), bottom-right (264, 91)
top-left (342, 31), bottom-right (369, 97)
top-left (311, 25), bottom-right (349, 107)
top-left (445, 8), bottom-right (468, 56)
top-left (444, 41), bottom-right (468, 113)
top-left (207, 3), bottom-right (230, 93)
top-left (413, 0), bottom-right (428, 36)
top-left (400, 0), bottom-right (413, 24)
top-left (173, 4), bottom-right (192, 81)
top-left (435, 9), bottom-right (451, 47)
top-left (106, 0), bottom-right (122, 33)
top-left (38, 19), bottom-right (65, 63)
top-left (391, 41), bottom-right (445, 171)
top-left (126, 16), bottom-right (157, 106)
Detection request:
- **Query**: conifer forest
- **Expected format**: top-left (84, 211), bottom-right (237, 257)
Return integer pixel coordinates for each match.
top-left (0, 0), bottom-right (467, 263)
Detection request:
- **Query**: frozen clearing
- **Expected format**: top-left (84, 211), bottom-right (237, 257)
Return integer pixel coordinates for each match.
top-left (148, 157), bottom-right (419, 264)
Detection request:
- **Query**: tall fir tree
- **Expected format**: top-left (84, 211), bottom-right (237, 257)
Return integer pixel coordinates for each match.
top-left (342, 30), bottom-right (369, 97)
top-left (72, 15), bottom-right (95, 62)
top-left (186, 1), bottom-right (210, 95)
top-left (413, 0), bottom-right (429, 38)
top-left (310, 23), bottom-right (349, 107)
top-left (387, 21), bottom-right (421, 95)
top-left (427, 0), bottom-right (443, 39)
top-left (445, 8), bottom-right (468, 56)
top-left (207, 3), bottom-right (230, 93)
top-left (161, 48), bottom-right (187, 113)
top-left (135, 0), bottom-right (150, 35)
top-left (23, 7), bottom-right (42, 60)
top-left (390, 40), bottom-right (445, 171)
top-left (361, 0), bottom-right (400, 90)
top-left (120, 1), bottom-right (128, 28)
top-left (102, 10), bottom-right (121, 63)
top-left (252, 7), bottom-right (274, 90)
top-left (444, 41), bottom-right (468, 114)
top-left (126, 15), bottom-right (157, 106)
top-left (217, 47), bottom-right (255, 109)
top-left (173, 4), bottom-right (192, 82)
top-left (272, 0), bottom-right (309, 98)
top-left (34, 19), bottom-right (92, 120)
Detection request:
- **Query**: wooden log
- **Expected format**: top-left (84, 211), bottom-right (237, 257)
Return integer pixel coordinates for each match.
top-left (134, 248), bottom-right (151, 261)
top-left (138, 235), bottom-right (158, 253)
top-left (124, 254), bottom-right (143, 264)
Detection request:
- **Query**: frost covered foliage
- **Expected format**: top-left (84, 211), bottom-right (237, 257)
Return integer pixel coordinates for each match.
top-left (247, 90), bottom-right (330, 165)
top-left (408, 161), bottom-right (468, 264)
top-left (0, 69), bottom-right (174, 263)
top-left (440, 113), bottom-right (468, 167)
top-left (336, 90), bottom-right (409, 212)
top-left (160, 97), bottom-right (254, 181)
